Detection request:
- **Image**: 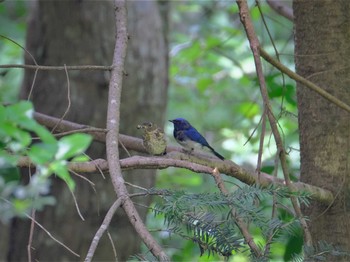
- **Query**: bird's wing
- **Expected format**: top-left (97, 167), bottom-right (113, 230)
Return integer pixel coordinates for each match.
top-left (185, 128), bottom-right (210, 147)
top-left (175, 130), bottom-right (187, 142)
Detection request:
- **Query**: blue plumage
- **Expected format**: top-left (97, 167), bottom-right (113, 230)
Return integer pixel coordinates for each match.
top-left (169, 118), bottom-right (224, 160)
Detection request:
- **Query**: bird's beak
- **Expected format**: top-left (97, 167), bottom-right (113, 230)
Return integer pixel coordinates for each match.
top-left (169, 120), bottom-right (173, 123)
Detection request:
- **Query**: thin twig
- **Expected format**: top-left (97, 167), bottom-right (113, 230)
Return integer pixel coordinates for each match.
top-left (51, 64), bottom-right (71, 133)
top-left (67, 184), bottom-right (85, 221)
top-left (0, 34), bottom-right (38, 65)
top-left (256, 0), bottom-right (287, 112)
top-left (119, 139), bottom-right (131, 157)
top-left (27, 68), bottom-right (38, 101)
top-left (0, 197), bottom-right (80, 257)
top-left (0, 64), bottom-right (112, 71)
top-left (84, 197), bottom-right (123, 262)
top-left (243, 111), bottom-right (263, 146)
top-left (107, 230), bottom-right (118, 260)
top-left (259, 48), bottom-right (350, 114)
top-left (124, 181), bottom-right (148, 192)
top-left (0, 35), bottom-right (39, 101)
top-left (27, 208), bottom-right (36, 261)
top-left (27, 213), bottom-right (80, 257)
top-left (69, 169), bottom-right (96, 190)
top-left (256, 106), bottom-right (267, 183)
top-left (27, 167), bottom-right (35, 261)
top-left (81, 152), bottom-right (106, 179)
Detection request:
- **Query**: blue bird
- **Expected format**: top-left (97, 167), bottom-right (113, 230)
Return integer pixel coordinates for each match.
top-left (169, 118), bottom-right (224, 160)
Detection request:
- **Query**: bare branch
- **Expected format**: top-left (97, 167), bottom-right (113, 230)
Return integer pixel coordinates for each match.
top-left (104, 1), bottom-right (168, 261)
top-left (84, 197), bottom-right (123, 262)
top-left (27, 209), bottom-right (35, 262)
top-left (33, 111), bottom-right (146, 151)
top-left (0, 64), bottom-right (112, 71)
top-left (16, 154), bottom-right (334, 205)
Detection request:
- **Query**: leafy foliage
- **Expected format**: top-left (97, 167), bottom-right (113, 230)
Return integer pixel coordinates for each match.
top-left (0, 2), bottom-right (27, 103)
top-left (0, 101), bottom-right (92, 223)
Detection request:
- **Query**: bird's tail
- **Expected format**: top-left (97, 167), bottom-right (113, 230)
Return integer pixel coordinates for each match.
top-left (207, 145), bottom-right (225, 160)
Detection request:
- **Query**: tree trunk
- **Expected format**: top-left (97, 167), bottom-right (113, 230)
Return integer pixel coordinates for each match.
top-left (294, 0), bottom-right (350, 257)
top-left (4, 1), bottom-right (168, 261)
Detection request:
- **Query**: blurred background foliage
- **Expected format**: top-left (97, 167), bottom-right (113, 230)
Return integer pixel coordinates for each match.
top-left (0, 1), bottom-right (302, 261)
top-left (159, 1), bottom-right (299, 261)
top-left (0, 1), bottom-right (26, 103)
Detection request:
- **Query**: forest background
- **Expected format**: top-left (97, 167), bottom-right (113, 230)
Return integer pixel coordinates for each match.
top-left (1, 1), bottom-right (349, 261)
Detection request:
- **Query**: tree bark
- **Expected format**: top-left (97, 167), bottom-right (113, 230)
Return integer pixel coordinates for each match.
top-left (3, 1), bottom-right (168, 261)
top-left (294, 0), bottom-right (350, 257)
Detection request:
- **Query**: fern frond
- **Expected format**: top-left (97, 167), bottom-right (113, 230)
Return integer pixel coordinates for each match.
top-left (152, 185), bottom-right (310, 258)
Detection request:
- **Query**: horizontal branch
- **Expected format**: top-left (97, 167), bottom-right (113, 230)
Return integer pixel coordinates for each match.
top-left (28, 112), bottom-right (335, 204)
top-left (18, 153), bottom-right (334, 205)
top-left (33, 111), bottom-right (147, 152)
top-left (0, 64), bottom-right (112, 71)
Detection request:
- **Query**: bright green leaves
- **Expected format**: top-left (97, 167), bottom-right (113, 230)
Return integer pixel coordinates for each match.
top-left (28, 143), bottom-right (57, 165)
top-left (0, 101), bottom-right (92, 222)
top-left (1, 101), bottom-right (57, 167)
top-left (235, 102), bottom-right (260, 119)
top-left (56, 133), bottom-right (92, 160)
top-left (266, 74), bottom-right (296, 106)
top-left (53, 133), bottom-right (92, 190)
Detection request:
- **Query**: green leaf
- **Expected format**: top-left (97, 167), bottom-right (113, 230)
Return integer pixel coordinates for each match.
top-left (205, 36), bottom-right (222, 48)
top-left (197, 77), bottom-right (213, 92)
top-left (28, 143), bottom-right (57, 165)
top-left (261, 165), bottom-right (274, 175)
top-left (32, 124), bottom-right (57, 145)
top-left (0, 149), bottom-right (19, 167)
top-left (0, 166), bottom-right (20, 183)
top-left (6, 101), bottom-right (36, 129)
top-left (0, 105), bottom-right (6, 120)
top-left (180, 41), bottom-right (201, 61)
top-left (1, 122), bottom-right (32, 149)
top-left (5, 101), bottom-right (56, 145)
top-left (12, 198), bottom-right (31, 214)
top-left (236, 102), bottom-right (260, 119)
top-left (285, 84), bottom-right (297, 106)
top-left (50, 160), bottom-right (75, 191)
top-left (55, 133), bottom-right (92, 160)
top-left (71, 154), bottom-right (90, 162)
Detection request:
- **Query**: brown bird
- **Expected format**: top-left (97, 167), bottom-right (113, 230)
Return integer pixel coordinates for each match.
top-left (137, 122), bottom-right (167, 155)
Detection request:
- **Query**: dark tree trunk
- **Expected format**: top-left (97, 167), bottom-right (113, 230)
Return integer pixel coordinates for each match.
top-left (294, 0), bottom-right (350, 257)
top-left (3, 1), bottom-right (168, 261)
